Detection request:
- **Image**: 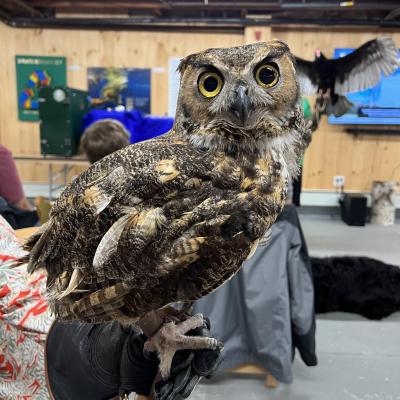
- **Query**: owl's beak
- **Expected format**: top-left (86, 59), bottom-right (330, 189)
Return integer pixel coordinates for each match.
top-left (230, 85), bottom-right (251, 125)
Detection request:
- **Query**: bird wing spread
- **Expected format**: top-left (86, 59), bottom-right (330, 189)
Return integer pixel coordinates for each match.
top-left (294, 57), bottom-right (319, 95)
top-left (334, 37), bottom-right (399, 95)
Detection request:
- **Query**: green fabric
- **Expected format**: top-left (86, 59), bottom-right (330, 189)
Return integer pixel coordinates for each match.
top-left (298, 98), bottom-right (312, 167)
top-left (302, 98), bottom-right (312, 120)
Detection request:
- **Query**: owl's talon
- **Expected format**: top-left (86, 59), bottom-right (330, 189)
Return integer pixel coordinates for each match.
top-left (144, 314), bottom-right (219, 379)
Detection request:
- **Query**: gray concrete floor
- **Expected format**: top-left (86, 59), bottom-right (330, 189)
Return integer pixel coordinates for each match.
top-left (300, 213), bottom-right (400, 266)
top-left (190, 214), bottom-right (400, 400)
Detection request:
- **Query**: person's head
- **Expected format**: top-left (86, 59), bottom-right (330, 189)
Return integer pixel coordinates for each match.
top-left (80, 119), bottom-right (130, 164)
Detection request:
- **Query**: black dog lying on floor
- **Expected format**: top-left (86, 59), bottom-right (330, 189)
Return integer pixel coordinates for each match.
top-left (312, 256), bottom-right (400, 320)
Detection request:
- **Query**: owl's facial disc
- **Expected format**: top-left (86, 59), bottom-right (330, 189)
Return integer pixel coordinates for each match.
top-left (175, 40), bottom-right (301, 150)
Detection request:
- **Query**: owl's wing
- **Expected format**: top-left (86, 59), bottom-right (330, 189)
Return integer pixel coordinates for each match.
top-left (37, 189), bottom-right (255, 322)
top-left (333, 37), bottom-right (399, 95)
top-left (60, 194), bottom-right (258, 321)
top-left (257, 227), bottom-right (272, 248)
top-left (24, 136), bottom-right (282, 323)
top-left (25, 136), bottom-right (263, 321)
top-left (24, 138), bottom-right (210, 287)
top-left (294, 57), bottom-right (319, 95)
top-left (92, 192), bottom-right (255, 280)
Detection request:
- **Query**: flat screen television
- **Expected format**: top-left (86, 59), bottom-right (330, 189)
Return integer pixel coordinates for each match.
top-left (328, 48), bottom-right (400, 125)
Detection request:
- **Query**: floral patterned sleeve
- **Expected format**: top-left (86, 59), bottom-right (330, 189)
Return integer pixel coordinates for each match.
top-left (0, 216), bottom-right (53, 400)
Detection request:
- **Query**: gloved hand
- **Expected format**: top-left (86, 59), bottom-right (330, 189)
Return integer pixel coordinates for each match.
top-left (154, 317), bottom-right (223, 400)
top-left (119, 333), bottom-right (160, 398)
top-left (47, 318), bottom-right (221, 400)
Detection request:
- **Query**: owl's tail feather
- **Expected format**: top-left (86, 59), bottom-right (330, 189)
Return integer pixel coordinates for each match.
top-left (22, 220), bottom-right (56, 274)
top-left (328, 95), bottom-right (353, 117)
top-left (57, 297), bottom-right (126, 320)
top-left (52, 268), bottom-right (84, 301)
top-left (245, 239), bottom-right (260, 261)
top-left (53, 281), bottom-right (132, 322)
top-left (56, 299), bottom-right (132, 324)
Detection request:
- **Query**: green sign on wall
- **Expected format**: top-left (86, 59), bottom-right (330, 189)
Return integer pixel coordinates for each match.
top-left (16, 55), bottom-right (67, 121)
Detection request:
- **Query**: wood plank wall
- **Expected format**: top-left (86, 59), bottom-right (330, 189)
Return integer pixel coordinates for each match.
top-left (0, 22), bottom-right (399, 191)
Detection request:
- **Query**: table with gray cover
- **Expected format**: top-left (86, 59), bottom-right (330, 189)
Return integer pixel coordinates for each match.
top-left (193, 204), bottom-right (317, 383)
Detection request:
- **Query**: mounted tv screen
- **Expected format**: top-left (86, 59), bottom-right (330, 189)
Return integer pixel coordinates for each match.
top-left (328, 48), bottom-right (400, 125)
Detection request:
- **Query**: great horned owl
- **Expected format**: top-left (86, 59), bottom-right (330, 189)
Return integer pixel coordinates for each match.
top-left (24, 40), bottom-right (311, 377)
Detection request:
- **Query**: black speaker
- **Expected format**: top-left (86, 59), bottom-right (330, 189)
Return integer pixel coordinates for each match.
top-left (340, 194), bottom-right (367, 226)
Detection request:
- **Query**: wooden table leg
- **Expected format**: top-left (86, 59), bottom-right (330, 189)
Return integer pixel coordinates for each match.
top-left (265, 372), bottom-right (278, 388)
top-left (230, 364), bottom-right (280, 389)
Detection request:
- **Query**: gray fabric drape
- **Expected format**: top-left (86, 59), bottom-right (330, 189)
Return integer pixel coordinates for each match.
top-left (193, 204), bottom-right (317, 383)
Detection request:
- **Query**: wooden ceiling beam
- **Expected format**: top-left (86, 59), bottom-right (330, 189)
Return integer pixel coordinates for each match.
top-left (26, 1), bottom-right (282, 11)
top-left (27, 1), bottom-right (171, 10)
top-left (23, 1), bottom-right (400, 11)
top-left (2, 0), bottom-right (44, 17)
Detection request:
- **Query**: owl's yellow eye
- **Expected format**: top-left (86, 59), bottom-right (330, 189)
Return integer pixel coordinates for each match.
top-left (255, 64), bottom-right (279, 88)
top-left (198, 72), bottom-right (223, 98)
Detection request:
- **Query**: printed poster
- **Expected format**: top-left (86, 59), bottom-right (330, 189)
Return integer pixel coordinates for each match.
top-left (88, 68), bottom-right (151, 114)
top-left (168, 58), bottom-right (181, 117)
top-left (16, 55), bottom-right (67, 121)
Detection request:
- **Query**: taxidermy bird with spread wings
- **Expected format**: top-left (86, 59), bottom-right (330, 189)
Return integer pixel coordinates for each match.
top-left (295, 37), bottom-right (399, 119)
top-left (23, 40), bottom-right (311, 378)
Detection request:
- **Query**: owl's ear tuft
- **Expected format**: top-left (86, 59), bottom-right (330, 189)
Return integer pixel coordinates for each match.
top-left (177, 54), bottom-right (196, 75)
top-left (270, 38), bottom-right (290, 49)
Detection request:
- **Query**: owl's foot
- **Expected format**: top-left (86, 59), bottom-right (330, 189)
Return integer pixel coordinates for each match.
top-left (143, 313), bottom-right (220, 379)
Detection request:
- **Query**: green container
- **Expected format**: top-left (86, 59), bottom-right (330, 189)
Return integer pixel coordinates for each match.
top-left (39, 86), bottom-right (90, 156)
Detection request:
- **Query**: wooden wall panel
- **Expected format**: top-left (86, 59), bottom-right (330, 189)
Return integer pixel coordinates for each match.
top-left (244, 26), bottom-right (271, 43)
top-left (1, 22), bottom-right (399, 192)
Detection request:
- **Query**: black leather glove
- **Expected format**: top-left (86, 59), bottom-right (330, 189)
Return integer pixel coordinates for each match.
top-left (46, 321), bottom-right (159, 400)
top-left (119, 333), bottom-right (159, 397)
top-left (154, 317), bottom-right (223, 400)
top-left (46, 317), bottom-right (221, 400)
